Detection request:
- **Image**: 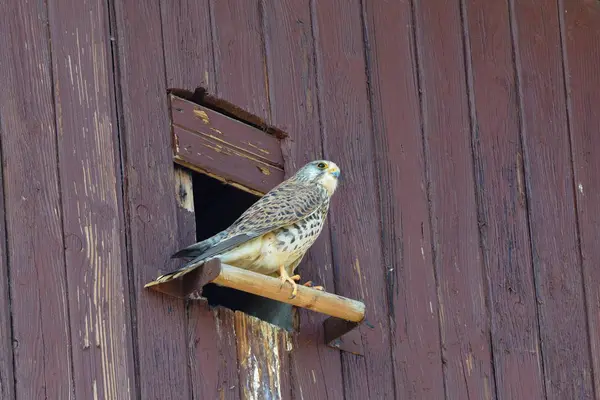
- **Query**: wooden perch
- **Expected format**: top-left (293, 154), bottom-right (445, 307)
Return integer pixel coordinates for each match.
top-left (145, 259), bottom-right (366, 355)
top-left (145, 259), bottom-right (365, 323)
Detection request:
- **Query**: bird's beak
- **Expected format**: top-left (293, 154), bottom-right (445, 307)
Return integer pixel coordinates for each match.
top-left (329, 168), bottom-right (340, 178)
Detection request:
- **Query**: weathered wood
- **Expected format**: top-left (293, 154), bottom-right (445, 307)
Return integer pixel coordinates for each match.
top-left (313, 1), bottom-right (395, 398)
top-left (463, 0), bottom-right (546, 398)
top-left (47, 0), bottom-right (137, 398)
top-left (160, 3), bottom-right (241, 399)
top-left (0, 2), bottom-right (74, 399)
top-left (510, 0), bottom-right (595, 398)
top-left (112, 0), bottom-right (191, 398)
top-left (211, 0), bottom-right (271, 121)
top-left (234, 312), bottom-right (292, 400)
top-left (361, 1), bottom-right (445, 398)
top-left (146, 261), bottom-right (366, 322)
top-left (171, 96), bottom-right (283, 167)
top-left (0, 128), bottom-right (14, 400)
top-left (262, 0), bottom-right (346, 397)
top-left (413, 0), bottom-right (496, 397)
top-left (560, 1), bottom-right (600, 397)
top-left (172, 124), bottom-right (284, 196)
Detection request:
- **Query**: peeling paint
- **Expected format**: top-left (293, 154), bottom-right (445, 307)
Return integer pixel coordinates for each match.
top-left (193, 109), bottom-right (210, 124)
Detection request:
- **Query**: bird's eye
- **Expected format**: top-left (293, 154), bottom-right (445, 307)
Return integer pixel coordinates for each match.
top-left (317, 162), bottom-right (327, 169)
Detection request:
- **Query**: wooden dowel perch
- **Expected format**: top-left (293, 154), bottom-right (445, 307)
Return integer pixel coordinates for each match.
top-left (215, 264), bottom-right (365, 322)
top-left (145, 259), bottom-right (366, 323)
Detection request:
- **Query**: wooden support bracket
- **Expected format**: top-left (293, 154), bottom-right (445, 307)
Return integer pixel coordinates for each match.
top-left (145, 259), bottom-right (366, 355)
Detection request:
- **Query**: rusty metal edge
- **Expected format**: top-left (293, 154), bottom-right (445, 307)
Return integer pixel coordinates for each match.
top-left (323, 316), bottom-right (365, 356)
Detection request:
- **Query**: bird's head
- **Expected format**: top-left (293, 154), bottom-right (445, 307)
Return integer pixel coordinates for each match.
top-left (294, 160), bottom-right (341, 196)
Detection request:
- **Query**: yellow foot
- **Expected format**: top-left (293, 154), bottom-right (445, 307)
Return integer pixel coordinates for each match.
top-left (279, 265), bottom-right (300, 298)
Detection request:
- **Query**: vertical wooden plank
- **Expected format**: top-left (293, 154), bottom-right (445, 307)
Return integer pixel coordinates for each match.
top-left (47, 0), bottom-right (136, 398)
top-left (510, 0), bottom-right (595, 398)
top-left (0, 145), bottom-right (14, 400)
top-left (561, 1), bottom-right (600, 398)
top-left (312, 1), bottom-right (395, 399)
top-left (413, 0), bottom-right (495, 398)
top-left (263, 1), bottom-right (345, 398)
top-left (210, 0), bottom-right (270, 120)
top-left (462, 0), bottom-right (546, 398)
top-left (161, 2), bottom-right (240, 399)
top-left (0, 2), bottom-right (74, 399)
top-left (234, 312), bottom-right (292, 400)
top-left (361, 1), bottom-right (445, 398)
top-left (112, 0), bottom-right (191, 398)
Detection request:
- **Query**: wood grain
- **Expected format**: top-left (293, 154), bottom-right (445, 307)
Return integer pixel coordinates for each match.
top-left (0, 2), bottom-right (74, 399)
top-left (262, 0), bottom-right (346, 397)
top-left (160, 2), bottom-right (241, 399)
top-left (561, 1), bottom-right (600, 398)
top-left (172, 124), bottom-right (284, 195)
top-left (47, 0), bottom-right (136, 397)
top-left (413, 0), bottom-right (496, 397)
top-left (170, 96), bottom-right (283, 167)
top-left (510, 0), bottom-right (595, 398)
top-left (112, 0), bottom-right (191, 398)
top-left (361, 1), bottom-right (445, 398)
top-left (0, 112), bottom-right (14, 400)
top-left (210, 0), bottom-right (270, 121)
top-left (234, 312), bottom-right (292, 400)
top-left (463, 0), bottom-right (546, 398)
top-left (312, 1), bottom-right (395, 398)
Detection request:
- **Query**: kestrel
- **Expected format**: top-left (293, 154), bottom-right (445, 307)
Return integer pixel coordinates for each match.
top-left (145, 160), bottom-right (341, 298)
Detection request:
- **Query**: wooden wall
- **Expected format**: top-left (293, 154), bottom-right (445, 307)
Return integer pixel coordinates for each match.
top-left (0, 0), bottom-right (599, 399)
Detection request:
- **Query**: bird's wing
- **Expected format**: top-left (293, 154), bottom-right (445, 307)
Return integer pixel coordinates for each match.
top-left (145, 181), bottom-right (328, 286)
top-left (227, 180), bottom-right (328, 238)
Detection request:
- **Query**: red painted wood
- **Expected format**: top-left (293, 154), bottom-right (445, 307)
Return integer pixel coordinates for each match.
top-left (413, 0), bottom-right (496, 397)
top-left (263, 1), bottom-right (345, 398)
top-left (361, 1), bottom-right (446, 398)
top-left (561, 0), bottom-right (600, 398)
top-left (210, 0), bottom-right (270, 122)
top-left (312, 1), bottom-right (395, 398)
top-left (511, 0), bottom-right (595, 398)
top-left (112, 0), bottom-right (191, 398)
top-left (47, 0), bottom-right (137, 398)
top-left (160, 2), bottom-right (241, 398)
top-left (463, 0), bottom-right (546, 398)
top-left (0, 2), bottom-right (74, 399)
top-left (170, 96), bottom-right (284, 167)
top-left (0, 115), bottom-right (13, 400)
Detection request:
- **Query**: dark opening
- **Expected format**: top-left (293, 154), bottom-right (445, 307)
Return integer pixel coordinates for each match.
top-left (190, 171), bottom-right (293, 330)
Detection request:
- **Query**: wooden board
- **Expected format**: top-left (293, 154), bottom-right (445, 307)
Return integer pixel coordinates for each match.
top-left (112, 0), bottom-right (191, 398)
top-left (312, 1), bottom-right (395, 398)
top-left (511, 0), bottom-right (595, 398)
top-left (160, 3), bottom-right (244, 397)
top-left (463, 0), bottom-right (546, 398)
top-left (170, 96), bottom-right (283, 167)
top-left (561, 1), bottom-right (600, 398)
top-left (0, 2), bottom-right (74, 399)
top-left (262, 0), bottom-right (346, 397)
top-left (234, 312), bottom-right (292, 400)
top-left (47, 0), bottom-right (136, 398)
top-left (0, 110), bottom-right (14, 400)
top-left (361, 1), bottom-right (446, 398)
top-left (211, 0), bottom-right (271, 122)
top-left (413, 0), bottom-right (496, 397)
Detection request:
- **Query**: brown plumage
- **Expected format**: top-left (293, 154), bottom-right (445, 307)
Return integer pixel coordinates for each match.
top-left (144, 160), bottom-right (341, 298)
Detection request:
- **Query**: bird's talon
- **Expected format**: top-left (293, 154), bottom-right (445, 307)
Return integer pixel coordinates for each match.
top-left (313, 286), bottom-right (325, 291)
top-left (302, 281), bottom-right (313, 287)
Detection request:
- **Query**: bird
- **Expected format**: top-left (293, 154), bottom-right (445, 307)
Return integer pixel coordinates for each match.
top-left (144, 160), bottom-right (341, 298)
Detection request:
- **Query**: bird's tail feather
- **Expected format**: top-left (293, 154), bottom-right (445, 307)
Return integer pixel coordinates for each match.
top-left (144, 255), bottom-right (209, 288)
top-left (171, 231), bottom-right (227, 259)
